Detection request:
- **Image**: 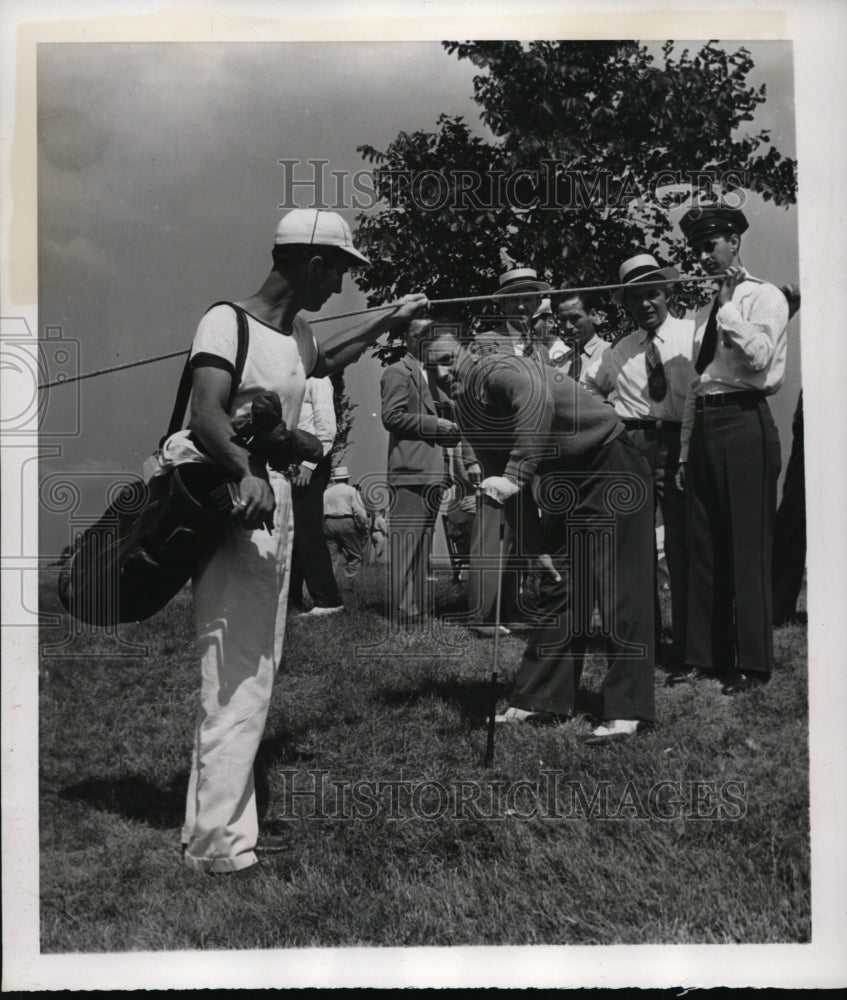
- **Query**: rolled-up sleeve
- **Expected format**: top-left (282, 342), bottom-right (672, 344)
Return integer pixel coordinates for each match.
top-left (717, 283), bottom-right (789, 372)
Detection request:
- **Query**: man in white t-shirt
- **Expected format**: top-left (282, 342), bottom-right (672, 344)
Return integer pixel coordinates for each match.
top-left (166, 209), bottom-right (426, 873)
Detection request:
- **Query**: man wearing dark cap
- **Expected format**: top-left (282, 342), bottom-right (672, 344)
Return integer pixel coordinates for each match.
top-left (675, 202), bottom-right (789, 694)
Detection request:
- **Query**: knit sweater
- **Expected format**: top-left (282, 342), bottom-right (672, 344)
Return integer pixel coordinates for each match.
top-left (452, 346), bottom-right (623, 488)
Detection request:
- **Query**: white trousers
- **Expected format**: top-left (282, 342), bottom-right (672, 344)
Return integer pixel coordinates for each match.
top-left (182, 472), bottom-right (293, 873)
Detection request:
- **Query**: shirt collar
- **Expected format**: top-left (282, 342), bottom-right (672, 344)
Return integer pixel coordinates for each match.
top-left (581, 333), bottom-right (604, 356)
top-left (637, 313), bottom-right (672, 345)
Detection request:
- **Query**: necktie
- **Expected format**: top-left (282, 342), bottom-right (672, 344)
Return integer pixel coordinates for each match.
top-left (569, 342), bottom-right (582, 380)
top-left (645, 336), bottom-right (667, 402)
top-left (695, 299), bottom-right (721, 375)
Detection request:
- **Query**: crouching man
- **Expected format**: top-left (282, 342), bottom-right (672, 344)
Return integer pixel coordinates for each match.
top-left (440, 327), bottom-right (656, 744)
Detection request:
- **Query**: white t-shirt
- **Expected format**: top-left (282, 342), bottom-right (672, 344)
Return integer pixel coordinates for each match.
top-left (189, 303), bottom-right (319, 429)
top-left (159, 303), bottom-right (319, 468)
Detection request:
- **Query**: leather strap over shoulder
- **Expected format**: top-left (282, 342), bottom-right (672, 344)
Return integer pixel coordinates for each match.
top-left (163, 302), bottom-right (250, 441)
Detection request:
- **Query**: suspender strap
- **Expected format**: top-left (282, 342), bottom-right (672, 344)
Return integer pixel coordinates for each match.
top-left (163, 302), bottom-right (250, 441)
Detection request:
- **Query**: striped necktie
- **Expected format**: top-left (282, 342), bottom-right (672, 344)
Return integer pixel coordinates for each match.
top-left (645, 336), bottom-right (667, 402)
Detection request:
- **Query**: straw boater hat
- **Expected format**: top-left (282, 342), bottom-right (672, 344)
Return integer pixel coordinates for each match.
top-left (611, 253), bottom-right (680, 305)
top-left (492, 267), bottom-right (552, 297)
top-left (330, 466), bottom-right (350, 481)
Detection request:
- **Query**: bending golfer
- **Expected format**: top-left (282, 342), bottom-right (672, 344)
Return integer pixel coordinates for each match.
top-left (443, 329), bottom-right (656, 744)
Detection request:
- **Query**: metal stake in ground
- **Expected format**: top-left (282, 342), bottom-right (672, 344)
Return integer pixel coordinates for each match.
top-left (483, 495), bottom-right (506, 768)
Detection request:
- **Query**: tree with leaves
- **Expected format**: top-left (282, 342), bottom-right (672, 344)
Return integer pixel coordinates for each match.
top-left (354, 40), bottom-right (797, 363)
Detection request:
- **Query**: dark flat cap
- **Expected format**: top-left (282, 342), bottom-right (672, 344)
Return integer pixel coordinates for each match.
top-left (679, 204), bottom-right (749, 242)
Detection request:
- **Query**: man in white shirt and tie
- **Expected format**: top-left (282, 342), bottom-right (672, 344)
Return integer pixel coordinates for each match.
top-left (675, 202), bottom-right (788, 695)
top-left (582, 252), bottom-right (697, 672)
top-left (555, 288), bottom-right (611, 382)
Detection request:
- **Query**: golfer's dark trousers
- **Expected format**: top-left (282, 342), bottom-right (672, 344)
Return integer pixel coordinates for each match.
top-left (625, 422), bottom-right (687, 669)
top-left (772, 392), bottom-right (805, 625)
top-left (510, 433), bottom-right (656, 722)
top-left (685, 394), bottom-right (781, 677)
top-left (388, 482), bottom-right (443, 621)
top-left (289, 454), bottom-right (343, 609)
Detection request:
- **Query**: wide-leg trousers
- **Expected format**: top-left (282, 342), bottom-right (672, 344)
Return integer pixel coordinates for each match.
top-left (685, 397), bottom-right (781, 677)
top-left (289, 455), bottom-right (342, 610)
top-left (324, 515), bottom-right (364, 593)
top-left (467, 493), bottom-right (525, 628)
top-left (387, 483), bottom-right (442, 621)
top-left (183, 471), bottom-right (292, 873)
top-left (509, 434), bottom-right (656, 721)
top-left (627, 425), bottom-right (688, 667)
top-left (772, 392), bottom-right (805, 625)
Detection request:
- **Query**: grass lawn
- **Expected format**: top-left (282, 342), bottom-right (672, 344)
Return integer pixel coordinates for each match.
top-left (38, 564), bottom-right (810, 951)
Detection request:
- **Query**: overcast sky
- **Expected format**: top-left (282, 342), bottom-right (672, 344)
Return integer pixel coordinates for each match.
top-left (37, 40), bottom-right (799, 553)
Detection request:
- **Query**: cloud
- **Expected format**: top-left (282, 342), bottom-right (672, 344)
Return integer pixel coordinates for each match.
top-left (39, 104), bottom-right (110, 171)
top-left (41, 234), bottom-right (117, 280)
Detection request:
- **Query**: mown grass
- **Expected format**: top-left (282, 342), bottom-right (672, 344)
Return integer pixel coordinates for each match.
top-left (38, 566), bottom-right (810, 951)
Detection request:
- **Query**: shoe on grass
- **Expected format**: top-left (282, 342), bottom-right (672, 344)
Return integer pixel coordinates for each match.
top-left (297, 605), bottom-right (345, 618)
top-left (471, 625), bottom-right (511, 638)
top-left (493, 706), bottom-right (567, 726)
top-left (583, 718), bottom-right (641, 746)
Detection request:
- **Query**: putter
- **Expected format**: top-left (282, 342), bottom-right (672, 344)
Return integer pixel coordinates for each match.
top-left (483, 495), bottom-right (506, 767)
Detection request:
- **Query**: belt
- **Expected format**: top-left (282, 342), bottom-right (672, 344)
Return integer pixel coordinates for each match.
top-left (622, 418), bottom-right (682, 432)
top-left (695, 390), bottom-right (766, 410)
top-left (324, 513), bottom-right (355, 519)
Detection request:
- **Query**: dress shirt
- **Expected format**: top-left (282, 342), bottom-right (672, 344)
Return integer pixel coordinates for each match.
top-left (323, 482), bottom-right (368, 529)
top-left (556, 334), bottom-right (610, 383)
top-left (582, 314), bottom-right (697, 421)
top-left (297, 376), bottom-right (337, 470)
top-left (680, 275), bottom-right (789, 461)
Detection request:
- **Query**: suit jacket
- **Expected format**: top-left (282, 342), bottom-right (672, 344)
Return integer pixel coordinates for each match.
top-left (381, 353), bottom-right (453, 486)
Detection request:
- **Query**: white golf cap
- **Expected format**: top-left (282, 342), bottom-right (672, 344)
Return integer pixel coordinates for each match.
top-left (274, 209), bottom-right (371, 266)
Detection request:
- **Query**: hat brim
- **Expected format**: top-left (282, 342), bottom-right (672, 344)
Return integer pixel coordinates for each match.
top-left (612, 267), bottom-right (679, 305)
top-left (492, 279), bottom-right (552, 297)
top-left (335, 245), bottom-right (371, 267)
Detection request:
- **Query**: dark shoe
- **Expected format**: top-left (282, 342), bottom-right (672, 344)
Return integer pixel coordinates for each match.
top-left (665, 667), bottom-right (693, 687)
top-left (668, 666), bottom-right (721, 686)
top-left (721, 674), bottom-right (769, 696)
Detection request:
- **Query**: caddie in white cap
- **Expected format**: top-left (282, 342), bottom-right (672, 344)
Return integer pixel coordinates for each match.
top-left (169, 207), bottom-right (426, 875)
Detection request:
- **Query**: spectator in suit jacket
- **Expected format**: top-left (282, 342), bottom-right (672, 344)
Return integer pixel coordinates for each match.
top-left (381, 318), bottom-right (462, 627)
